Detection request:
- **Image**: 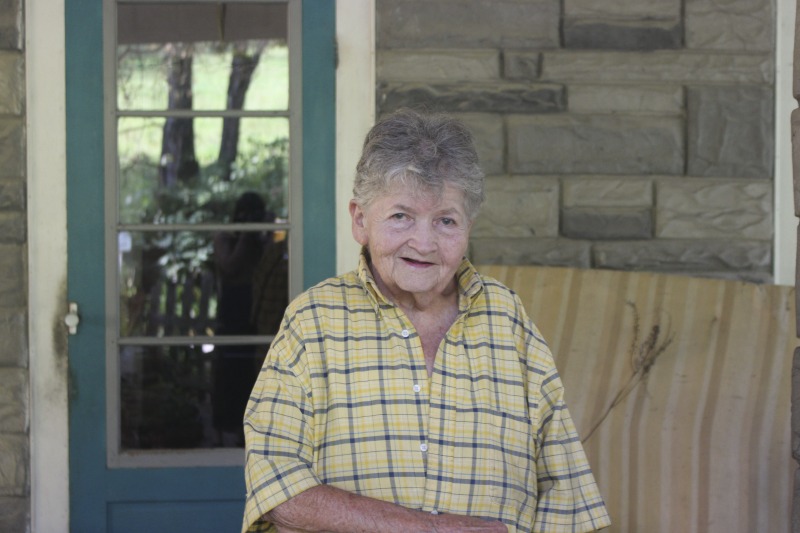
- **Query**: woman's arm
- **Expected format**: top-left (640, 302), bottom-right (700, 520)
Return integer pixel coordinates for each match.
top-left (268, 484), bottom-right (507, 533)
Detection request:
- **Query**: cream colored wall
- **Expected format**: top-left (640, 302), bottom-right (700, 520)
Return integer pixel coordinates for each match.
top-left (26, 0), bottom-right (69, 530)
top-left (335, 0), bottom-right (375, 274)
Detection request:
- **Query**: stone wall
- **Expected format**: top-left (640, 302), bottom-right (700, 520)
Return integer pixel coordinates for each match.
top-left (791, 0), bottom-right (800, 529)
top-left (0, 0), bottom-right (29, 531)
top-left (376, 0), bottom-right (775, 282)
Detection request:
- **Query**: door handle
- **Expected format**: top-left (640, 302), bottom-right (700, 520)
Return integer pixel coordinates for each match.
top-left (64, 302), bottom-right (80, 335)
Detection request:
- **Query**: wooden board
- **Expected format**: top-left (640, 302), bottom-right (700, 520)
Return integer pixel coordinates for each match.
top-left (478, 265), bottom-right (797, 533)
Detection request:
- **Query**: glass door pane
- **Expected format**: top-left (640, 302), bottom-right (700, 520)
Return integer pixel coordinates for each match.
top-left (112, 1), bottom-right (293, 458)
top-left (117, 117), bottom-right (290, 225)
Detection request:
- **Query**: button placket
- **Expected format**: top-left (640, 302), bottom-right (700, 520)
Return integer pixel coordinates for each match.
top-left (420, 342), bottom-right (455, 515)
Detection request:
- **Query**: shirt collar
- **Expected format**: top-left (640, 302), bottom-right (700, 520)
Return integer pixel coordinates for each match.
top-left (357, 250), bottom-right (391, 309)
top-left (356, 248), bottom-right (484, 314)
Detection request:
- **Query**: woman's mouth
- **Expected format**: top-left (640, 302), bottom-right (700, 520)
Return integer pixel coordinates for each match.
top-left (402, 257), bottom-right (433, 266)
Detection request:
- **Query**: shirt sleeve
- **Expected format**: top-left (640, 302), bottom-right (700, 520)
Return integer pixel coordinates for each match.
top-left (526, 325), bottom-right (611, 532)
top-left (242, 310), bottom-right (321, 533)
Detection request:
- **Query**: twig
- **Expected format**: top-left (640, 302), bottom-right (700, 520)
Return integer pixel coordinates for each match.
top-left (581, 302), bottom-right (674, 444)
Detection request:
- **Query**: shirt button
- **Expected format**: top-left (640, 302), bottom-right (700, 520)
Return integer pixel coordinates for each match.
top-left (413, 384), bottom-right (421, 393)
top-left (401, 329), bottom-right (409, 338)
top-left (419, 443), bottom-right (428, 452)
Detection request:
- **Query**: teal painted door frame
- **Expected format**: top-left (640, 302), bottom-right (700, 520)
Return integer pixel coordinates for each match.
top-left (65, 1), bottom-right (335, 531)
top-left (302, 1), bottom-right (336, 288)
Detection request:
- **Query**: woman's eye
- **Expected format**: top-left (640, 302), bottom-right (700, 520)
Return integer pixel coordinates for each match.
top-left (441, 217), bottom-right (455, 226)
top-left (391, 213), bottom-right (407, 220)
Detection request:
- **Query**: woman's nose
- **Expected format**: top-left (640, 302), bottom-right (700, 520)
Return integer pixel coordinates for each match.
top-left (408, 223), bottom-right (436, 252)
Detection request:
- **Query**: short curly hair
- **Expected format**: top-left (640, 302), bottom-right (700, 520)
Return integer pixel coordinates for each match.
top-left (353, 108), bottom-right (485, 221)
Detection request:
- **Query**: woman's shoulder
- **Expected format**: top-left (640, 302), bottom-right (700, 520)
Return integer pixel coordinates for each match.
top-left (473, 271), bottom-right (548, 340)
top-left (475, 272), bottom-right (523, 308)
top-left (284, 270), bottom-right (368, 318)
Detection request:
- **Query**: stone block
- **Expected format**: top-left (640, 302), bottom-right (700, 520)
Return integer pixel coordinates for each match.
top-left (503, 50), bottom-right (541, 80)
top-left (377, 50), bottom-right (499, 82)
top-left (0, 211), bottom-right (25, 243)
top-left (675, 269), bottom-right (773, 284)
top-left (686, 0), bottom-right (773, 52)
top-left (0, 52), bottom-right (23, 114)
top-left (0, 119), bottom-right (24, 179)
top-left (379, 82), bottom-right (565, 114)
top-left (0, 0), bottom-right (22, 50)
top-left (0, 497), bottom-right (28, 532)
top-left (796, 41), bottom-right (800, 100)
top-left (562, 176), bottom-right (653, 207)
top-left (0, 245), bottom-right (25, 307)
top-left (0, 434), bottom-right (27, 496)
top-left (376, 0), bottom-right (560, 49)
top-left (656, 179), bottom-right (772, 239)
top-left (472, 176), bottom-right (559, 238)
top-left (0, 309), bottom-right (26, 367)
top-left (454, 113), bottom-right (504, 176)
top-left (561, 207), bottom-right (653, 240)
top-left (794, 348), bottom-right (800, 462)
top-left (507, 114), bottom-right (683, 175)
top-left (0, 369), bottom-right (26, 433)
top-left (792, 109), bottom-right (800, 216)
top-left (794, 468), bottom-right (800, 533)
top-left (687, 85), bottom-right (774, 178)
top-left (565, 0), bottom-right (680, 19)
top-left (593, 239), bottom-right (772, 273)
top-left (563, 18), bottom-right (682, 50)
top-left (568, 84), bottom-right (683, 114)
top-left (0, 178), bottom-right (23, 209)
top-left (470, 237), bottom-right (591, 268)
top-left (541, 51), bottom-right (773, 84)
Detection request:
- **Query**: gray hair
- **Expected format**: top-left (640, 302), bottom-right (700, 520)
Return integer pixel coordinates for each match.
top-left (353, 108), bottom-right (485, 221)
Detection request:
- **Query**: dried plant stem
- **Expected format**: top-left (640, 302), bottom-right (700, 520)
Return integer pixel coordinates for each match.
top-left (581, 302), bottom-right (674, 444)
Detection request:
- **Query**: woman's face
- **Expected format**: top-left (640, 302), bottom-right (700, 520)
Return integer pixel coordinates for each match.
top-left (350, 183), bottom-right (472, 306)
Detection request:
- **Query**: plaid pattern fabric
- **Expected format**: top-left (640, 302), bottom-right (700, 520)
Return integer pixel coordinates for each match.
top-left (243, 255), bottom-right (610, 533)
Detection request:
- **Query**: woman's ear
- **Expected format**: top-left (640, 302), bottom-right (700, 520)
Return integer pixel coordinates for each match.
top-left (350, 200), bottom-right (368, 246)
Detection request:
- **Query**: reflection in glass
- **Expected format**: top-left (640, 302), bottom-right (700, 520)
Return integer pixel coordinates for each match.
top-left (113, 2), bottom-right (293, 455)
top-left (117, 3), bottom-right (288, 111)
top-left (120, 227), bottom-right (289, 338)
top-left (118, 117), bottom-right (289, 225)
top-left (120, 343), bottom-right (270, 450)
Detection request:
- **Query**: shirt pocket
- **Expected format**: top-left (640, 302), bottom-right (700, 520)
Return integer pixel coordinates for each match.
top-left (486, 402), bottom-right (537, 531)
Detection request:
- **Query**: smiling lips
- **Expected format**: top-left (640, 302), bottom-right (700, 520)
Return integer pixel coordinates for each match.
top-left (403, 257), bottom-right (434, 266)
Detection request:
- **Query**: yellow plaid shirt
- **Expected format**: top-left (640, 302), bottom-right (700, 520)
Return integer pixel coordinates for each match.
top-left (243, 255), bottom-right (610, 532)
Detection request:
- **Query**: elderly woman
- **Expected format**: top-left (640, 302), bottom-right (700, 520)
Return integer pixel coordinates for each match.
top-left (243, 109), bottom-right (610, 533)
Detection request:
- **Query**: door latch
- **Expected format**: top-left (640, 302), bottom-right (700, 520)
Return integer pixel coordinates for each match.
top-left (64, 302), bottom-right (80, 335)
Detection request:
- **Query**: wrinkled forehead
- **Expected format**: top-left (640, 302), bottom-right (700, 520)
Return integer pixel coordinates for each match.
top-left (360, 184), bottom-right (470, 225)
top-left (381, 176), bottom-right (464, 207)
